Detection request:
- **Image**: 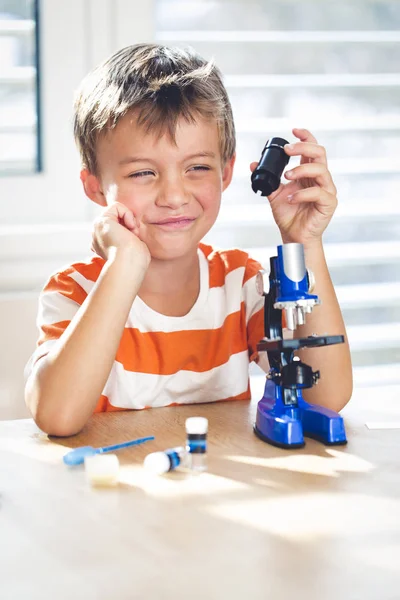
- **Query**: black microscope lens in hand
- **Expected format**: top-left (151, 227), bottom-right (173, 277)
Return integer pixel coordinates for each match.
top-left (251, 137), bottom-right (290, 197)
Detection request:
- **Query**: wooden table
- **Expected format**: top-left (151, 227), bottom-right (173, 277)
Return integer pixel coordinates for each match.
top-left (1, 378), bottom-right (400, 600)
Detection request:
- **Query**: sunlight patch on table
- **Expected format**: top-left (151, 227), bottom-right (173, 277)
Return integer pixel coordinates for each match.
top-left (226, 449), bottom-right (374, 477)
top-left (252, 478), bottom-right (290, 490)
top-left (118, 464), bottom-right (250, 497)
top-left (1, 435), bottom-right (71, 464)
top-left (205, 494), bottom-right (400, 541)
top-left (355, 542), bottom-right (400, 573)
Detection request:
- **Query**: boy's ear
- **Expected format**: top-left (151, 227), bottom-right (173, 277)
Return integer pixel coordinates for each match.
top-left (221, 153), bottom-right (236, 192)
top-left (80, 169), bottom-right (107, 207)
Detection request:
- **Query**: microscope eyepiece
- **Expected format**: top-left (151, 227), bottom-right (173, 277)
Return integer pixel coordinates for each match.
top-left (251, 137), bottom-right (290, 197)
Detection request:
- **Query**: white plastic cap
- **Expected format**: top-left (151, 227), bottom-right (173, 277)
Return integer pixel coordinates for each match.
top-left (84, 453), bottom-right (119, 486)
top-left (185, 417), bottom-right (208, 435)
top-left (143, 451), bottom-right (171, 475)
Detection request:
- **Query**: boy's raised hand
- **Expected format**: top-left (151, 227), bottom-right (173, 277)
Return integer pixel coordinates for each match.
top-left (92, 202), bottom-right (151, 266)
top-left (250, 128), bottom-right (338, 247)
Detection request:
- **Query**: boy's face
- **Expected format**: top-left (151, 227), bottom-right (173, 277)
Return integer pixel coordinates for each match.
top-left (82, 111), bottom-right (235, 261)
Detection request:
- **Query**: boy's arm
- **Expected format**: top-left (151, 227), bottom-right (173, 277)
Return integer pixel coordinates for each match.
top-left (250, 127), bottom-right (353, 412)
top-left (294, 240), bottom-right (352, 412)
top-left (25, 203), bottom-right (150, 437)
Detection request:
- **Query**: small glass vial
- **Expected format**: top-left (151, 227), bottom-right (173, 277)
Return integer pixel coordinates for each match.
top-left (143, 446), bottom-right (187, 475)
top-left (185, 417), bottom-right (208, 473)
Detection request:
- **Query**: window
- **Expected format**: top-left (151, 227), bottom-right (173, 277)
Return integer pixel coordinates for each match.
top-left (156, 0), bottom-right (400, 384)
top-left (3, 0), bottom-right (400, 384)
top-left (0, 0), bottom-right (40, 175)
top-left (0, 0), bottom-right (155, 290)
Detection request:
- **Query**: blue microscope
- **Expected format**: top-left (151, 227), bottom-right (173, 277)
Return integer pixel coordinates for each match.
top-left (251, 138), bottom-right (347, 449)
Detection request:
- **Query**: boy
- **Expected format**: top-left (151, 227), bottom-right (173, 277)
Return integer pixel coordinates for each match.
top-left (24, 44), bottom-right (352, 437)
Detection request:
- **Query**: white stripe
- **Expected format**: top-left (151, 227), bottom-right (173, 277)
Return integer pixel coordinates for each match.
top-left (103, 350), bottom-right (252, 409)
top-left (243, 273), bottom-right (264, 324)
top-left (39, 290), bottom-right (80, 325)
top-left (69, 270), bottom-right (96, 295)
top-left (206, 265), bottom-right (245, 327)
top-left (128, 265), bottom-right (247, 332)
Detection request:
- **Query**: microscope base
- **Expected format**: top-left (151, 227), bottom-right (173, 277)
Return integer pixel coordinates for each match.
top-left (255, 379), bottom-right (347, 449)
top-left (254, 424), bottom-right (305, 449)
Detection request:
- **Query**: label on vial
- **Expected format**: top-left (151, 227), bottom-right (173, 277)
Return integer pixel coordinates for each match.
top-left (186, 433), bottom-right (207, 454)
top-left (166, 448), bottom-right (185, 470)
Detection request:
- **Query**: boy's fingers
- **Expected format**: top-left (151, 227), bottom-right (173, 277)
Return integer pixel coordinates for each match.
top-left (102, 203), bottom-right (124, 221)
top-left (292, 128), bottom-right (318, 144)
top-left (249, 161), bottom-right (258, 173)
top-left (285, 163), bottom-right (336, 193)
top-left (123, 211), bottom-right (136, 230)
top-left (114, 202), bottom-right (132, 219)
top-left (268, 182), bottom-right (287, 202)
top-left (102, 202), bottom-right (137, 229)
top-left (288, 186), bottom-right (338, 211)
top-left (284, 142), bottom-right (327, 165)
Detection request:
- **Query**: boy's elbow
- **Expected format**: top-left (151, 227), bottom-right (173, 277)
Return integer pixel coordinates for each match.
top-left (325, 354), bottom-right (354, 413)
top-left (25, 377), bottom-right (84, 438)
top-left (330, 372), bottom-right (353, 413)
top-left (339, 378), bottom-right (353, 412)
top-left (34, 409), bottom-right (84, 437)
top-left (303, 371), bottom-right (353, 414)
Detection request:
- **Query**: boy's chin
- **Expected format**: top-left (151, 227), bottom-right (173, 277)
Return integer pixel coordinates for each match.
top-left (148, 240), bottom-right (199, 262)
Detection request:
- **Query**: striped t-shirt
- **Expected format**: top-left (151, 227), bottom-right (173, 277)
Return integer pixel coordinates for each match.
top-left (25, 242), bottom-right (270, 413)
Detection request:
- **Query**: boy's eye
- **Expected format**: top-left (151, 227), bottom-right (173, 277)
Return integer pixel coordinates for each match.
top-left (189, 165), bottom-right (211, 172)
top-left (129, 170), bottom-right (155, 178)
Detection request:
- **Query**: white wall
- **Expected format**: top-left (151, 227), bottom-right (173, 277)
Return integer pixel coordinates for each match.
top-left (0, 0), bottom-right (155, 419)
top-left (0, 294), bottom-right (38, 419)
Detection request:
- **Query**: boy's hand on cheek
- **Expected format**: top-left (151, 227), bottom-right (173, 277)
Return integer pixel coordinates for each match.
top-left (250, 128), bottom-right (338, 248)
top-left (91, 202), bottom-right (151, 266)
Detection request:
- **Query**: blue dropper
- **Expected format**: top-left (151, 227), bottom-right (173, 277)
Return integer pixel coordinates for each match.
top-left (63, 436), bottom-right (155, 466)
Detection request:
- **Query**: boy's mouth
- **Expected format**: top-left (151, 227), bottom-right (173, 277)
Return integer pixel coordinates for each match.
top-left (151, 216), bottom-right (196, 229)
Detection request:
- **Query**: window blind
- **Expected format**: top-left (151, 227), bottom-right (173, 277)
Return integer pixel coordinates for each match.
top-left (156, 0), bottom-right (400, 384)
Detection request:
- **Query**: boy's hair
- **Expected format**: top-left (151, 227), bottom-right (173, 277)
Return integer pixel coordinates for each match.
top-left (73, 43), bottom-right (236, 174)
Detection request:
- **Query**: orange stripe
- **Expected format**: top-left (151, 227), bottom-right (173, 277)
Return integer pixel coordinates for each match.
top-left (207, 247), bottom-right (250, 288)
top-left (73, 256), bottom-right (105, 282)
top-left (243, 257), bottom-right (263, 284)
top-left (116, 304), bottom-right (248, 374)
top-left (94, 395), bottom-right (128, 413)
top-left (211, 385), bottom-right (251, 403)
top-left (44, 271), bottom-right (88, 306)
top-left (204, 245), bottom-right (263, 289)
top-left (94, 395), bottom-right (156, 413)
top-left (38, 320), bottom-right (70, 346)
top-left (198, 242), bottom-right (213, 259)
top-left (43, 256), bottom-right (105, 303)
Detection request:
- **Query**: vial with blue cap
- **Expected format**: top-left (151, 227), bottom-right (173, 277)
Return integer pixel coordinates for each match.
top-left (185, 417), bottom-right (208, 472)
top-left (144, 446), bottom-right (187, 474)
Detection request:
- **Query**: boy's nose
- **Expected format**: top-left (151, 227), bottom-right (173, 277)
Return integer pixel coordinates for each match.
top-left (156, 181), bottom-right (189, 209)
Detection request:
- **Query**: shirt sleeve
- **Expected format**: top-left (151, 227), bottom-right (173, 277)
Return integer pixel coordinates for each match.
top-left (24, 267), bottom-right (88, 381)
